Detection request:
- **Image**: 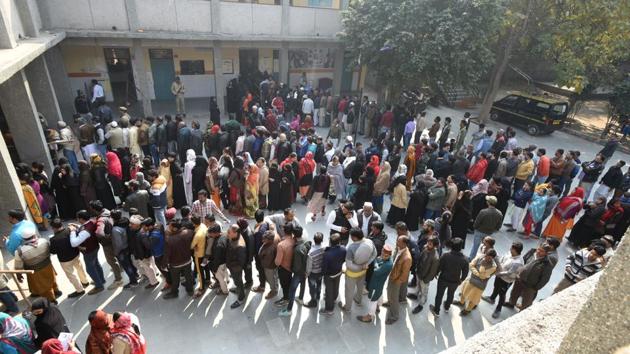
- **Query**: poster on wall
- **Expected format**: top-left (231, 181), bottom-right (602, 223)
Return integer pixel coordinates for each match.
top-left (222, 59), bottom-right (234, 74)
top-left (288, 48), bottom-right (336, 69)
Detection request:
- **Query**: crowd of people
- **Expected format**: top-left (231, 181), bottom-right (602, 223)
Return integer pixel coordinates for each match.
top-left (1, 79), bottom-right (629, 353)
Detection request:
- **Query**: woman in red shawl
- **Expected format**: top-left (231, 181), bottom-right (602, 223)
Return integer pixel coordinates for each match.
top-left (106, 150), bottom-right (123, 197)
top-left (597, 198), bottom-right (624, 236)
top-left (367, 155), bottom-right (380, 176)
top-left (86, 310), bottom-right (112, 354)
top-left (265, 109), bottom-right (278, 132)
top-left (111, 312), bottom-right (146, 354)
top-left (298, 152), bottom-right (316, 199)
top-left (301, 115), bottom-right (314, 130)
top-left (466, 152), bottom-right (488, 186)
top-left (543, 187), bottom-right (585, 241)
top-left (42, 338), bottom-right (80, 353)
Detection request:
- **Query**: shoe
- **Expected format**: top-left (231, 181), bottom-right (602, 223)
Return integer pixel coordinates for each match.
top-left (481, 296), bottom-right (495, 304)
top-left (252, 286), bottom-right (265, 293)
top-left (186, 290), bottom-right (194, 297)
top-left (407, 294), bottom-right (418, 300)
top-left (460, 310), bottom-right (470, 316)
top-left (443, 301), bottom-right (451, 313)
top-left (107, 280), bottom-right (123, 290)
top-left (145, 282), bottom-right (159, 289)
top-left (337, 301), bottom-right (350, 313)
top-left (385, 319), bottom-right (397, 325)
top-left (87, 287), bottom-right (104, 295)
top-left (492, 310), bottom-right (501, 319)
top-left (161, 284), bottom-right (171, 292)
top-left (381, 302), bottom-right (390, 308)
top-left (503, 302), bottom-right (515, 309)
top-left (54, 290), bottom-right (63, 298)
top-left (82, 282), bottom-right (90, 288)
top-left (506, 228), bottom-right (516, 232)
top-left (244, 282), bottom-right (253, 289)
top-left (68, 291), bottom-right (85, 298)
top-left (353, 298), bottom-right (362, 306)
top-left (229, 287), bottom-right (238, 293)
top-left (295, 298), bottom-right (303, 306)
top-left (162, 292), bottom-right (178, 300)
top-left (304, 300), bottom-right (318, 308)
top-left (452, 300), bottom-right (464, 307)
top-left (429, 305), bottom-right (440, 317)
top-left (215, 289), bottom-right (229, 296)
top-left (265, 290), bottom-right (277, 300)
top-left (210, 283), bottom-right (220, 289)
top-left (274, 299), bottom-right (288, 307)
top-left (193, 289), bottom-right (206, 298)
top-left (412, 305), bottom-right (424, 314)
top-left (357, 315), bottom-right (373, 323)
top-left (230, 300), bottom-right (242, 309)
top-left (319, 309), bottom-right (334, 316)
top-left (123, 282), bottom-right (139, 289)
top-left (278, 309), bottom-right (292, 317)
top-left (137, 275), bottom-right (147, 284)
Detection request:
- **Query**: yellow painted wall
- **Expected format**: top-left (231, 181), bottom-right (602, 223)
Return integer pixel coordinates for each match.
top-left (222, 48), bottom-right (240, 75)
top-left (258, 48), bottom-right (274, 73)
top-left (60, 44), bottom-right (113, 95)
top-left (173, 47), bottom-right (215, 74)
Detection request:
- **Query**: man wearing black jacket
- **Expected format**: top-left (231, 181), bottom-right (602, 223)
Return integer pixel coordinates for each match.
top-left (207, 224), bottom-right (229, 295)
top-left (505, 244), bottom-right (555, 310)
top-left (163, 219), bottom-right (194, 299)
top-left (50, 219), bottom-right (88, 298)
top-left (226, 224), bottom-right (247, 309)
top-left (165, 114), bottom-right (178, 154)
top-left (430, 238), bottom-right (468, 317)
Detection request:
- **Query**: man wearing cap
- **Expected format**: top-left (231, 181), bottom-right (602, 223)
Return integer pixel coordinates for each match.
top-left (356, 202), bottom-right (381, 238)
top-left (105, 121), bottom-right (124, 150)
top-left (57, 121), bottom-right (80, 174)
top-left (469, 196), bottom-right (503, 260)
top-left (302, 94), bottom-right (314, 118)
top-left (408, 237), bottom-right (440, 314)
top-left (13, 225), bottom-right (60, 302)
top-left (357, 244), bottom-right (393, 323)
top-left (119, 106), bottom-right (130, 127)
top-left (171, 76), bottom-right (186, 113)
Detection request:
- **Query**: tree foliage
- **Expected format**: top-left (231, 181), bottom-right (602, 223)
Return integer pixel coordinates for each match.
top-left (340, 0), bottom-right (506, 91)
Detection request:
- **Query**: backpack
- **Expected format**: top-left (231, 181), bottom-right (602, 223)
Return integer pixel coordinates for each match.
top-left (96, 217), bottom-right (113, 245)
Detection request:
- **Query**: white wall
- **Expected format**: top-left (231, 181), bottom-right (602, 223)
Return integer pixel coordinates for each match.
top-left (181, 74), bottom-right (216, 98)
top-left (36, 0), bottom-right (128, 31)
top-left (288, 6), bottom-right (342, 37)
top-left (1, 0), bottom-right (26, 41)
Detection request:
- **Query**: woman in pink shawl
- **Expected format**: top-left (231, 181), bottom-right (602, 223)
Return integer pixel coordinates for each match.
top-left (106, 150), bottom-right (123, 197)
top-left (111, 312), bottom-right (146, 354)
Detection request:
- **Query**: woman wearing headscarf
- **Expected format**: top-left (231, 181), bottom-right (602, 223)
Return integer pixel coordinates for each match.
top-left (244, 161), bottom-right (260, 218)
top-left (455, 249), bottom-right (497, 316)
top-left (393, 164), bottom-right (407, 180)
top-left (106, 150), bottom-right (123, 198)
top-left (434, 210), bottom-right (452, 255)
top-left (327, 155), bottom-right (347, 201)
top-left (191, 156), bottom-right (209, 200)
top-left (387, 144), bottom-right (401, 176)
top-left (41, 338), bottom-right (80, 354)
top-left (367, 155), bottom-right (380, 176)
top-left (596, 198), bottom-right (624, 238)
top-left (167, 153), bottom-right (187, 209)
top-left (0, 312), bottom-right (37, 353)
top-left (387, 175), bottom-right (408, 225)
top-left (567, 196), bottom-right (606, 248)
top-left (218, 149), bottom-right (234, 210)
top-left (86, 310), bottom-right (112, 354)
top-left (228, 156), bottom-right (246, 215)
top-left (267, 161), bottom-right (281, 211)
top-left (90, 154), bottom-right (116, 210)
top-left (521, 187), bottom-right (548, 238)
top-left (78, 160), bottom-right (97, 213)
top-left (405, 182), bottom-right (427, 232)
top-left (158, 159), bottom-right (173, 207)
top-left (298, 151), bottom-right (316, 199)
top-left (205, 157), bottom-right (222, 208)
top-left (543, 187), bottom-right (585, 241)
top-left (404, 145), bottom-right (416, 190)
top-left (31, 163), bottom-right (55, 221)
top-left (451, 190), bottom-right (473, 247)
top-left (372, 161), bottom-right (391, 214)
top-left (183, 149), bottom-right (196, 206)
top-left (306, 166), bottom-right (331, 221)
top-left (111, 312), bottom-right (146, 354)
top-left (18, 170), bottom-right (45, 229)
top-left (52, 163), bottom-right (84, 220)
top-left (471, 179), bottom-right (489, 222)
top-left (30, 298), bottom-right (69, 348)
top-left (115, 148), bottom-right (132, 183)
top-left (416, 169), bottom-right (436, 188)
top-left (279, 163), bottom-right (296, 210)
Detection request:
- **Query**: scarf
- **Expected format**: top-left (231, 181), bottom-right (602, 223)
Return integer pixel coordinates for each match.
top-left (601, 205), bottom-right (623, 223)
top-left (555, 187), bottom-right (584, 219)
top-left (299, 152), bottom-right (316, 178)
top-left (87, 310), bottom-right (112, 354)
top-left (111, 313), bottom-right (146, 354)
top-left (0, 312), bottom-right (36, 353)
top-left (472, 179), bottom-right (489, 197)
top-left (367, 155), bottom-right (380, 176)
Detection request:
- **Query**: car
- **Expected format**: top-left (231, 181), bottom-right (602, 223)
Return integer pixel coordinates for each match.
top-left (489, 92), bottom-right (569, 135)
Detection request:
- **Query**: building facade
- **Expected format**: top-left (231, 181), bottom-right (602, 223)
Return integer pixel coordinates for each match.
top-left (0, 0), bottom-right (352, 233)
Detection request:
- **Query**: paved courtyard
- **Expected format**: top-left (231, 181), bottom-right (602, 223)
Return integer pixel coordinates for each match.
top-left (5, 102), bottom-right (627, 354)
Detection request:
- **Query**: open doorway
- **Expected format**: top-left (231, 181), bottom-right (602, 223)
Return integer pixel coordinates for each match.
top-left (104, 48), bottom-right (137, 105)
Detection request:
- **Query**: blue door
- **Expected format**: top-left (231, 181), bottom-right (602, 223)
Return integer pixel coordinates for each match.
top-left (149, 49), bottom-right (175, 100)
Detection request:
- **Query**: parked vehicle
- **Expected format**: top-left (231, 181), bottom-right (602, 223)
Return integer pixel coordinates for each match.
top-left (490, 92), bottom-right (569, 135)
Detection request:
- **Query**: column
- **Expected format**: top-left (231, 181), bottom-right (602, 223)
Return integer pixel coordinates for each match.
top-left (210, 0), bottom-right (222, 34)
top-left (0, 134), bottom-right (27, 235)
top-left (15, 0), bottom-right (40, 38)
top-left (332, 47), bottom-right (344, 95)
top-left (0, 9), bottom-right (17, 49)
top-left (0, 70), bottom-right (54, 173)
top-left (279, 44), bottom-right (289, 85)
top-left (45, 46), bottom-right (76, 120)
top-left (212, 44), bottom-right (226, 118)
top-left (25, 56), bottom-right (64, 128)
top-left (281, 0), bottom-right (290, 36)
top-left (131, 39), bottom-right (153, 117)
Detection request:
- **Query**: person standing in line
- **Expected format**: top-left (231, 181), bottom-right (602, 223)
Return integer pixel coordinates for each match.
top-left (326, 201), bottom-right (359, 246)
top-left (69, 210), bottom-right (106, 295)
top-left (132, 216), bottom-right (161, 289)
top-left (274, 224), bottom-right (296, 308)
top-left (207, 224), bottom-right (229, 296)
top-left (469, 196), bottom-right (503, 260)
top-left (191, 215), bottom-right (209, 298)
top-left (226, 224), bottom-right (247, 309)
top-left (319, 233), bottom-right (347, 316)
top-left (408, 237), bottom-right (440, 314)
top-left (49, 219), bottom-right (88, 298)
top-left (279, 226), bottom-right (311, 316)
top-left (504, 244), bottom-right (554, 310)
top-left (429, 238), bottom-right (469, 317)
top-left (338, 228), bottom-right (377, 313)
top-left (171, 76), bottom-right (186, 113)
top-left (384, 235), bottom-right (412, 325)
top-left (162, 219), bottom-right (194, 299)
top-left (258, 230), bottom-right (280, 300)
top-left (90, 200), bottom-right (124, 290)
top-left (593, 160), bottom-right (626, 202)
top-left (13, 227), bottom-right (60, 302)
top-left (304, 232), bottom-right (325, 308)
top-left (552, 245), bottom-right (606, 294)
top-left (454, 249), bottom-right (497, 316)
top-left (110, 210), bottom-right (139, 289)
top-left (357, 244), bottom-right (393, 323)
top-left (482, 241), bottom-right (524, 318)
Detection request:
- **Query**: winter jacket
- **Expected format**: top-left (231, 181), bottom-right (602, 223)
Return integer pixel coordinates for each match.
top-left (416, 247), bottom-right (440, 283)
top-left (518, 248), bottom-right (554, 290)
top-left (437, 250), bottom-right (469, 284)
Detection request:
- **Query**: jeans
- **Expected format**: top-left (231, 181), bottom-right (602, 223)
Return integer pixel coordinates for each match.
top-left (0, 286), bottom-right (19, 314)
top-left (149, 144), bottom-right (160, 167)
top-left (141, 145), bottom-right (151, 160)
top-left (167, 141), bottom-right (177, 155)
top-left (323, 274), bottom-right (341, 311)
top-left (424, 209), bottom-right (440, 221)
top-left (433, 280), bottom-right (459, 314)
top-left (153, 207), bottom-right (166, 226)
top-left (63, 148), bottom-right (79, 174)
top-left (286, 273), bottom-right (306, 311)
top-left (83, 249), bottom-right (105, 288)
top-left (489, 276), bottom-right (512, 312)
top-left (169, 263), bottom-right (194, 295)
top-left (403, 133), bottom-right (412, 148)
top-left (308, 273), bottom-right (323, 302)
top-left (229, 267), bottom-right (245, 301)
top-left (115, 252), bottom-right (138, 284)
top-left (468, 230), bottom-right (487, 260)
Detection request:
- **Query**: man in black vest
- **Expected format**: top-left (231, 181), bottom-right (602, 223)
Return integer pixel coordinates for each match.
top-left (326, 201), bottom-right (358, 246)
top-left (356, 202), bottom-right (381, 237)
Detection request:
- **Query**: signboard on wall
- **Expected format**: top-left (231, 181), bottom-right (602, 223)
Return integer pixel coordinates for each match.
top-left (289, 48), bottom-right (336, 69)
top-left (222, 59), bottom-right (234, 74)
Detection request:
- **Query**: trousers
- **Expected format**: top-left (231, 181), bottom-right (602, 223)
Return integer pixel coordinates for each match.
top-left (507, 278), bottom-right (537, 309)
top-left (59, 256), bottom-right (89, 293)
top-left (323, 274), bottom-right (341, 311)
top-left (433, 280), bottom-right (459, 314)
top-left (278, 267), bottom-right (293, 300)
top-left (489, 276), bottom-right (512, 312)
top-left (386, 280), bottom-right (404, 321)
top-left (169, 263), bottom-right (194, 295)
top-left (344, 274), bottom-right (365, 310)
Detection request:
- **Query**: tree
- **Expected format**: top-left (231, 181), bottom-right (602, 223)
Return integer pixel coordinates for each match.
top-left (340, 0), bottom-right (506, 98)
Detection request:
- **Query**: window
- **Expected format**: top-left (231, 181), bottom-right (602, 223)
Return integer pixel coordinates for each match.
top-left (550, 104), bottom-right (568, 119)
top-left (222, 0), bottom-right (281, 4)
top-left (291, 0), bottom-right (339, 9)
top-left (500, 95), bottom-right (520, 107)
top-left (180, 60), bottom-right (205, 75)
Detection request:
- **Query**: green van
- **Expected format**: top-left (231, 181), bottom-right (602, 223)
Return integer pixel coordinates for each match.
top-left (490, 92), bottom-right (570, 135)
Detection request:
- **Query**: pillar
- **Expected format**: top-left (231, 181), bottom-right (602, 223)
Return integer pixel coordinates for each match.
top-left (131, 39), bottom-right (153, 117)
top-left (0, 70), bottom-right (54, 173)
top-left (15, 0), bottom-right (40, 38)
top-left (25, 56), bottom-right (64, 128)
top-left (281, 0), bottom-right (290, 36)
top-left (0, 9), bottom-right (17, 49)
top-left (45, 46), bottom-right (76, 120)
top-left (213, 44), bottom-right (226, 118)
top-left (332, 47), bottom-right (344, 95)
top-left (210, 0), bottom-right (222, 34)
top-left (279, 44), bottom-right (289, 85)
top-left (0, 134), bottom-right (28, 235)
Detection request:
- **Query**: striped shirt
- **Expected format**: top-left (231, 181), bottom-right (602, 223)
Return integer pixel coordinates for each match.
top-left (564, 249), bottom-right (603, 283)
top-left (306, 244), bottom-right (325, 275)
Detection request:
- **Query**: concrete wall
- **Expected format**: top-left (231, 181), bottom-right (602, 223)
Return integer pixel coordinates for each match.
top-left (219, 2), bottom-right (282, 35)
top-left (0, 0), bottom-right (27, 41)
top-left (288, 6), bottom-right (342, 37)
top-left (135, 0), bottom-right (212, 33)
top-left (60, 44), bottom-right (114, 101)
